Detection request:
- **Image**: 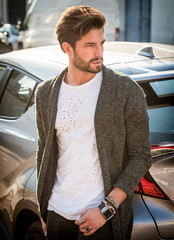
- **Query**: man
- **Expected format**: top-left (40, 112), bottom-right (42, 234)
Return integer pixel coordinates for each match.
top-left (35, 6), bottom-right (151, 240)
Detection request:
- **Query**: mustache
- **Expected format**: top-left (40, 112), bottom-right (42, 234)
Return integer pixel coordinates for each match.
top-left (89, 57), bottom-right (103, 63)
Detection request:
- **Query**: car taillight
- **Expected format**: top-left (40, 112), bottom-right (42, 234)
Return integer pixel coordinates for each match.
top-left (135, 177), bottom-right (166, 199)
top-left (151, 143), bottom-right (174, 150)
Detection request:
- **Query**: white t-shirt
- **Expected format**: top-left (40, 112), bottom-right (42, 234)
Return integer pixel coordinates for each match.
top-left (47, 71), bottom-right (104, 220)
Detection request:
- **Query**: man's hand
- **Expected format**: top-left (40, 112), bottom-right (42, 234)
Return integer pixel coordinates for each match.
top-left (40, 218), bottom-right (47, 236)
top-left (75, 207), bottom-right (107, 236)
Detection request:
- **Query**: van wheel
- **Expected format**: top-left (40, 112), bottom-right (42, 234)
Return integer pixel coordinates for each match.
top-left (24, 221), bottom-right (46, 240)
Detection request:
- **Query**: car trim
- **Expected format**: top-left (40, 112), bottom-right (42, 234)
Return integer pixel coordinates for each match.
top-left (132, 70), bottom-right (174, 82)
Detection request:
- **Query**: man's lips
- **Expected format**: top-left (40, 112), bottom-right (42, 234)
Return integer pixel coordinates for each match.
top-left (90, 58), bottom-right (103, 65)
top-left (92, 61), bottom-right (102, 65)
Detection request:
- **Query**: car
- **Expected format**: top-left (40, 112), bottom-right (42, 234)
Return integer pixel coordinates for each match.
top-left (0, 24), bottom-right (23, 51)
top-left (0, 42), bottom-right (174, 240)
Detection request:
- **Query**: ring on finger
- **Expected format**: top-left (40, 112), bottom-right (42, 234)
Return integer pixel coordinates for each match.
top-left (79, 217), bottom-right (85, 224)
top-left (85, 226), bottom-right (91, 232)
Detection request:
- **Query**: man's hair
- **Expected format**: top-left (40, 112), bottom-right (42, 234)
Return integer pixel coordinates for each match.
top-left (56, 6), bottom-right (106, 51)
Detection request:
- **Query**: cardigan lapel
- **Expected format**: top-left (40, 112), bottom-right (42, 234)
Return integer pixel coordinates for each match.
top-left (94, 65), bottom-right (116, 194)
top-left (47, 68), bottom-right (68, 140)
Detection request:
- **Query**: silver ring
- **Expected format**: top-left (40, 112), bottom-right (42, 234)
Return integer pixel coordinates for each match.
top-left (79, 217), bottom-right (84, 224)
top-left (85, 226), bottom-right (90, 232)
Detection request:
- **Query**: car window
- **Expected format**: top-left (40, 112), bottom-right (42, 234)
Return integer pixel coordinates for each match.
top-left (0, 70), bottom-right (37, 119)
top-left (149, 106), bottom-right (174, 144)
top-left (150, 79), bottom-right (174, 98)
top-left (0, 66), bottom-right (6, 78)
top-left (0, 66), bottom-right (7, 88)
top-left (145, 79), bottom-right (174, 144)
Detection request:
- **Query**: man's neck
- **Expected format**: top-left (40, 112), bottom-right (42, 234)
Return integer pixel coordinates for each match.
top-left (65, 65), bottom-right (96, 86)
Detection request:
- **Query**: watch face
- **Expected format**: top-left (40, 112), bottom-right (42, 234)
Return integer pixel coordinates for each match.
top-left (104, 209), bottom-right (113, 219)
top-left (102, 206), bottom-right (113, 220)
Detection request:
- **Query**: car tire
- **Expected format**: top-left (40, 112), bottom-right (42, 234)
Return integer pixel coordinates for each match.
top-left (8, 44), bottom-right (13, 51)
top-left (18, 42), bottom-right (23, 49)
top-left (24, 221), bottom-right (46, 240)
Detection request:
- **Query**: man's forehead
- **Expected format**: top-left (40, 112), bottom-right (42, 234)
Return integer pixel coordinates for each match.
top-left (78, 29), bottom-right (105, 43)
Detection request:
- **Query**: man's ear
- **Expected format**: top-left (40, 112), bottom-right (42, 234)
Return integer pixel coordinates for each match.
top-left (62, 42), bottom-right (73, 55)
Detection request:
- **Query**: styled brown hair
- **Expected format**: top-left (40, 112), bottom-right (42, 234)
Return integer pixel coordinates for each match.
top-left (56, 6), bottom-right (106, 51)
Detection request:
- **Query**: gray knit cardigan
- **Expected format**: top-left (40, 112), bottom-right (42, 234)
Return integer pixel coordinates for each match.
top-left (35, 65), bottom-right (151, 240)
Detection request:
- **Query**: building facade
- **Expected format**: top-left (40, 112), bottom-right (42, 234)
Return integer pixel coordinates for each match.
top-left (118, 0), bottom-right (174, 44)
top-left (0, 0), bottom-right (174, 45)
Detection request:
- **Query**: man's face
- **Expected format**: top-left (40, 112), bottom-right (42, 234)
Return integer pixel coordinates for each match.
top-left (72, 28), bottom-right (105, 74)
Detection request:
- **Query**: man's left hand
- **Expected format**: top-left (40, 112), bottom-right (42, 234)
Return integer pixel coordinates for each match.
top-left (75, 207), bottom-right (107, 236)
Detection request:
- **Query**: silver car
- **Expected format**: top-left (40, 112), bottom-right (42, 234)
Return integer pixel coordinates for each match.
top-left (0, 24), bottom-right (23, 51)
top-left (0, 42), bottom-right (174, 240)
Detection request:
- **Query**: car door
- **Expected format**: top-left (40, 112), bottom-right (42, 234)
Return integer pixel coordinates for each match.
top-left (0, 64), bottom-right (40, 224)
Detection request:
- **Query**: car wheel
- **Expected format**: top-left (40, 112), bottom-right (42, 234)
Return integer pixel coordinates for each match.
top-left (18, 42), bottom-right (23, 49)
top-left (24, 221), bottom-right (46, 240)
top-left (8, 44), bottom-right (13, 51)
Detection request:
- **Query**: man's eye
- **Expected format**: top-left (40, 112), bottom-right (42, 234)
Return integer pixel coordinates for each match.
top-left (85, 44), bottom-right (94, 47)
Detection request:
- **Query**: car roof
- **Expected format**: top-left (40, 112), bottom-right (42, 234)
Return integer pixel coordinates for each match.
top-left (0, 42), bottom-right (174, 81)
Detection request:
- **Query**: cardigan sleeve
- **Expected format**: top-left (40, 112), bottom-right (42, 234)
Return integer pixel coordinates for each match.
top-left (114, 81), bottom-right (152, 197)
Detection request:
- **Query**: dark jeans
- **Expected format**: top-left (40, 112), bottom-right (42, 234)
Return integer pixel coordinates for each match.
top-left (46, 210), bottom-right (114, 240)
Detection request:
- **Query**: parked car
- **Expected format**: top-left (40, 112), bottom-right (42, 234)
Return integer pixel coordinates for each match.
top-left (0, 24), bottom-right (23, 51)
top-left (0, 42), bottom-right (174, 240)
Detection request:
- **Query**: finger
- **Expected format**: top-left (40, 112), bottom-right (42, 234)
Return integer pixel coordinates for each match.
top-left (84, 229), bottom-right (96, 236)
top-left (75, 218), bottom-right (85, 225)
top-left (80, 225), bottom-right (92, 233)
top-left (79, 223), bottom-right (88, 231)
top-left (75, 220), bottom-right (81, 225)
top-left (79, 210), bottom-right (88, 219)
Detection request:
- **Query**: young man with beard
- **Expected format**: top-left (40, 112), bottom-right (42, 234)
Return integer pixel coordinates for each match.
top-left (35, 6), bottom-right (151, 240)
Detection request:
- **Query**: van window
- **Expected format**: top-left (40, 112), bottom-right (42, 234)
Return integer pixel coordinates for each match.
top-left (0, 70), bottom-right (37, 118)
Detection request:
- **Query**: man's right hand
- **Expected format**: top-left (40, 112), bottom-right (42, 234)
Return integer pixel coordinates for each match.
top-left (41, 218), bottom-right (47, 236)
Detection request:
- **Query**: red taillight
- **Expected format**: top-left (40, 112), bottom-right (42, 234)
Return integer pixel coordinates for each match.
top-left (135, 177), bottom-right (166, 199)
top-left (151, 143), bottom-right (174, 150)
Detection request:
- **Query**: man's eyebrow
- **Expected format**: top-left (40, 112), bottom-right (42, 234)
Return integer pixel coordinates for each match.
top-left (84, 42), bottom-right (95, 45)
top-left (84, 39), bottom-right (106, 45)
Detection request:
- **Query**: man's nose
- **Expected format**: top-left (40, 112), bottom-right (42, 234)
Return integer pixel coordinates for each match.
top-left (94, 45), bottom-right (103, 58)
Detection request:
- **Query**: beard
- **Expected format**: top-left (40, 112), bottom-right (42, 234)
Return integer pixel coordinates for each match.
top-left (73, 51), bottom-right (103, 74)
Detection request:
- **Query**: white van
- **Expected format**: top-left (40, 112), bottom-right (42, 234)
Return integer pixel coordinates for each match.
top-left (19, 0), bottom-right (119, 48)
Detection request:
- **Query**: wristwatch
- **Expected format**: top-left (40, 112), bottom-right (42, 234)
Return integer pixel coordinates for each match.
top-left (98, 202), bottom-right (115, 220)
